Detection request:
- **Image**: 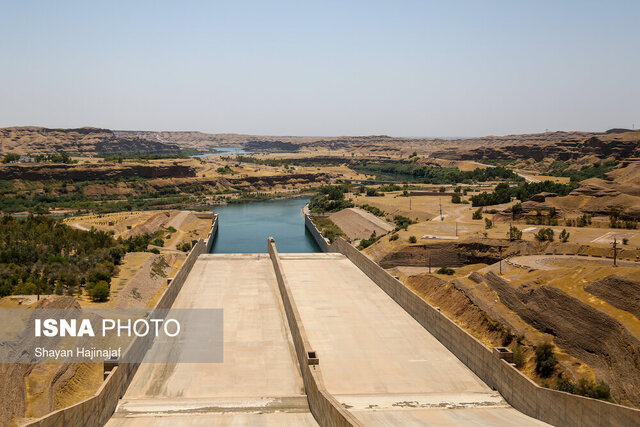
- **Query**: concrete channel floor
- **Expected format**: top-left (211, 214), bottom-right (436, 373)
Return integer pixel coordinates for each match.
top-left (280, 253), bottom-right (547, 426)
top-left (107, 254), bottom-right (317, 426)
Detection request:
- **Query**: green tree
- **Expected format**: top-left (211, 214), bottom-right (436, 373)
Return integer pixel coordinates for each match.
top-left (472, 207), bottom-right (483, 220)
top-left (534, 228), bottom-right (554, 242)
top-left (559, 229), bottom-right (570, 242)
top-left (451, 193), bottom-right (461, 204)
top-left (509, 226), bottom-right (523, 241)
top-left (2, 153), bottom-right (20, 163)
top-left (88, 280), bottom-right (110, 302)
top-left (535, 342), bottom-right (557, 378)
top-left (436, 266), bottom-right (454, 275)
top-left (408, 235), bottom-right (417, 243)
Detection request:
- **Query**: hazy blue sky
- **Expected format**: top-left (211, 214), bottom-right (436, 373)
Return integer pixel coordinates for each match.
top-left (1, 1), bottom-right (638, 137)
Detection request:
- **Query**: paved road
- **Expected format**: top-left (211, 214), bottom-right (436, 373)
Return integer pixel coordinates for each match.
top-left (508, 254), bottom-right (639, 271)
top-left (280, 253), bottom-right (546, 425)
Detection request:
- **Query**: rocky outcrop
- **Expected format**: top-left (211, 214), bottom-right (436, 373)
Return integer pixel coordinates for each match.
top-left (585, 275), bottom-right (640, 318)
top-left (0, 127), bottom-right (180, 156)
top-left (431, 131), bottom-right (640, 162)
top-left (484, 271), bottom-right (640, 406)
top-left (0, 164), bottom-right (196, 181)
top-left (377, 238), bottom-right (537, 268)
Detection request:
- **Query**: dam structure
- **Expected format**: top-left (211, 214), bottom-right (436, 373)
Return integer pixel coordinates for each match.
top-left (28, 212), bottom-right (640, 426)
top-left (106, 245), bottom-right (542, 426)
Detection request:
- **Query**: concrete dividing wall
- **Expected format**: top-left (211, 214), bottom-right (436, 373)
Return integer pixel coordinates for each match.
top-left (304, 214), bottom-right (330, 252)
top-left (329, 237), bottom-right (640, 427)
top-left (268, 238), bottom-right (361, 427)
top-left (205, 213), bottom-right (218, 253)
top-left (24, 220), bottom-right (217, 427)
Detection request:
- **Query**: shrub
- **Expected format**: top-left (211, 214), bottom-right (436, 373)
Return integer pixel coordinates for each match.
top-left (408, 235), bottom-right (417, 243)
top-left (534, 228), bottom-right (554, 242)
top-left (484, 218), bottom-right (493, 229)
top-left (149, 248), bottom-right (160, 254)
top-left (2, 153), bottom-right (20, 163)
top-left (177, 241), bottom-right (192, 252)
top-left (451, 193), bottom-right (461, 204)
top-left (436, 266), bottom-right (454, 275)
top-left (389, 233), bottom-right (399, 241)
top-left (509, 225), bottom-right (522, 241)
top-left (556, 377), bottom-right (575, 394)
top-left (360, 204), bottom-right (385, 216)
top-left (559, 229), bottom-right (570, 242)
top-left (535, 342), bottom-right (557, 378)
top-left (310, 216), bottom-right (346, 243)
top-left (575, 378), bottom-right (611, 400)
top-left (216, 165), bottom-right (233, 174)
top-left (88, 280), bottom-right (110, 302)
top-left (358, 231), bottom-right (380, 249)
top-left (512, 345), bottom-right (525, 369)
top-left (472, 207), bottom-right (483, 220)
top-left (365, 188), bottom-right (380, 197)
top-left (151, 237), bottom-right (164, 247)
top-left (394, 215), bottom-right (415, 231)
top-left (623, 238), bottom-right (629, 245)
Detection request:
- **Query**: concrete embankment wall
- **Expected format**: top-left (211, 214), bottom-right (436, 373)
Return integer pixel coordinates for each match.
top-left (205, 213), bottom-right (218, 253)
top-left (268, 238), bottom-right (361, 427)
top-left (329, 236), bottom-right (640, 427)
top-left (24, 216), bottom-right (218, 427)
top-left (304, 213), bottom-right (330, 252)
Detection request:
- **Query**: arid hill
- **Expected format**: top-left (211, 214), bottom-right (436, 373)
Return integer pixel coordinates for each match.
top-left (431, 130), bottom-right (640, 162)
top-left (0, 127), bottom-right (180, 156)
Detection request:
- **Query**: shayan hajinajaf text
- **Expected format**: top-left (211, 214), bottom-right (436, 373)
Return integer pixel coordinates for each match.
top-left (34, 347), bottom-right (121, 360)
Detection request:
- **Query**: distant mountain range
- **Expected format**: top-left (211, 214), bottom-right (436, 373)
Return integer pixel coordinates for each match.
top-left (2, 126), bottom-right (639, 159)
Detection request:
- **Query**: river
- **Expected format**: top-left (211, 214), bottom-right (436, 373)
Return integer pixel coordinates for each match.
top-left (210, 198), bottom-right (320, 253)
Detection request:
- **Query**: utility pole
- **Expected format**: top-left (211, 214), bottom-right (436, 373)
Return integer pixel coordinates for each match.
top-left (439, 198), bottom-right (443, 221)
top-left (499, 245), bottom-right (504, 275)
top-left (409, 197), bottom-right (412, 211)
top-left (428, 250), bottom-right (432, 274)
top-left (456, 222), bottom-right (458, 237)
top-left (613, 237), bottom-right (618, 267)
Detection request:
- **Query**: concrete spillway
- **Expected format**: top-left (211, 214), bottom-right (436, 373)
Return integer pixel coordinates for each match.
top-left (107, 254), bottom-right (317, 425)
top-left (107, 252), bottom-right (544, 426)
top-left (280, 253), bottom-right (545, 425)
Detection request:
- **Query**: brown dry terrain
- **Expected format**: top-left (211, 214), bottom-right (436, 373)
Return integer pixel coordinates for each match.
top-left (328, 207), bottom-right (394, 241)
top-left (0, 127), bottom-right (180, 156)
top-left (318, 184), bottom-right (640, 408)
top-left (0, 210), bottom-right (213, 425)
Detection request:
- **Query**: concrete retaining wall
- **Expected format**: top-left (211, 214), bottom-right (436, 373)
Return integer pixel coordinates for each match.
top-left (24, 220), bottom-right (217, 427)
top-left (329, 237), bottom-right (640, 427)
top-left (268, 238), bottom-right (361, 427)
top-left (304, 214), bottom-right (330, 252)
top-left (205, 214), bottom-right (218, 253)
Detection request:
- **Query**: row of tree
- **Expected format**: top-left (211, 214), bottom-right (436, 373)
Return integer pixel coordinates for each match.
top-left (0, 215), bottom-right (158, 301)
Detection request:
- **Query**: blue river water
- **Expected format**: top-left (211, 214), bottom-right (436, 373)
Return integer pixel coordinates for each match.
top-left (191, 147), bottom-right (251, 157)
top-left (210, 198), bottom-right (320, 253)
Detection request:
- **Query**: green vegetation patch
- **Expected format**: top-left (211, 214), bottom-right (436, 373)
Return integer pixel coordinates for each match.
top-left (544, 161), bottom-right (619, 182)
top-left (310, 215), bottom-right (346, 243)
top-left (470, 181), bottom-right (577, 207)
top-left (350, 163), bottom-right (520, 184)
top-left (0, 215), bottom-right (172, 300)
top-left (308, 185), bottom-right (353, 213)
